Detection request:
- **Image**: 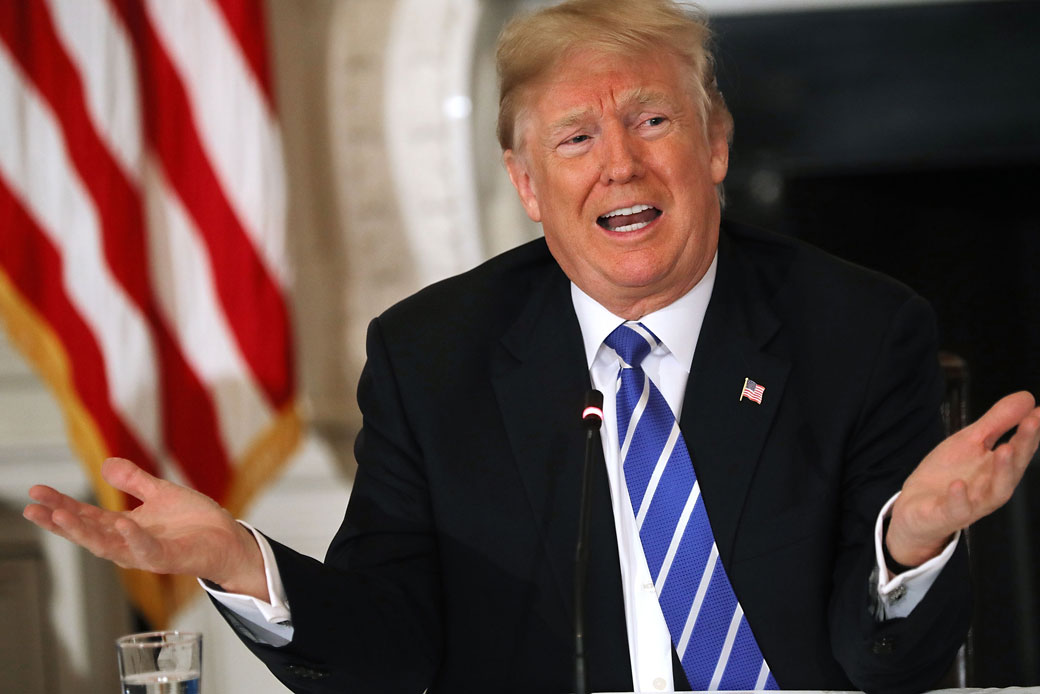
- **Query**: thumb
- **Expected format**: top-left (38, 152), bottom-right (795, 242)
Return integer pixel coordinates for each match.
top-left (101, 457), bottom-right (163, 502)
top-left (973, 392), bottom-right (1037, 450)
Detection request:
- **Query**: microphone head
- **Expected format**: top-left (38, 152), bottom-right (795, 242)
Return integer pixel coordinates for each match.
top-left (582, 390), bottom-right (604, 430)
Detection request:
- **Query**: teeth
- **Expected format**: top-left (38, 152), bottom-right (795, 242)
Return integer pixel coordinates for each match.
top-left (613, 221), bottom-right (650, 232)
top-left (603, 204), bottom-right (653, 218)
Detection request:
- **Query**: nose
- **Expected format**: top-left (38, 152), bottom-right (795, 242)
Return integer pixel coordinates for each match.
top-left (599, 123), bottom-right (643, 185)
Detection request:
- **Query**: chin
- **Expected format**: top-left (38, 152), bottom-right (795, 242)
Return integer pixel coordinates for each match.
top-left (606, 257), bottom-right (675, 288)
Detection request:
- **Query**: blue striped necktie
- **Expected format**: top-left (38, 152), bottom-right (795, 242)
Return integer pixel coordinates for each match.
top-left (605, 321), bottom-right (777, 691)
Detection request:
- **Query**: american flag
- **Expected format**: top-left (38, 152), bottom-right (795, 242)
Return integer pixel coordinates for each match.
top-left (741, 378), bottom-right (765, 404)
top-left (0, 0), bottom-right (299, 627)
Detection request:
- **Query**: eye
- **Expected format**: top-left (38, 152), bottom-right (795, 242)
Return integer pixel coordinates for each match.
top-left (556, 132), bottom-right (594, 156)
top-left (635, 114), bottom-right (671, 140)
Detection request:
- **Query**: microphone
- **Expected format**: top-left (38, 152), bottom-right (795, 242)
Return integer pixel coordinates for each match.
top-left (575, 390), bottom-right (603, 694)
top-left (582, 393), bottom-right (604, 430)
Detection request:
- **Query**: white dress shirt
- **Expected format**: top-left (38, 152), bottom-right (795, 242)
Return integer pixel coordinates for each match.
top-left (207, 250), bottom-right (958, 691)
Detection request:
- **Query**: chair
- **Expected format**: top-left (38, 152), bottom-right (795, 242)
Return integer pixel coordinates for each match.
top-left (933, 351), bottom-right (974, 688)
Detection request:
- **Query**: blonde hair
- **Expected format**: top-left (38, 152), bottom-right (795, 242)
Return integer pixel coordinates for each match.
top-left (495, 0), bottom-right (732, 151)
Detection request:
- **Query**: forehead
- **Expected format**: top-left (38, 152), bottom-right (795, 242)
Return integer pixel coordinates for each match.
top-left (519, 50), bottom-right (693, 132)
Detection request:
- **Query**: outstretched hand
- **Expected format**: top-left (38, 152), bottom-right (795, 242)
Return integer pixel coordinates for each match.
top-left (23, 457), bottom-right (268, 600)
top-left (887, 391), bottom-right (1040, 567)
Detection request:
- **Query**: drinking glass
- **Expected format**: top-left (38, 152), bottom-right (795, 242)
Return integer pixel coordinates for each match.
top-left (116, 631), bottom-right (201, 694)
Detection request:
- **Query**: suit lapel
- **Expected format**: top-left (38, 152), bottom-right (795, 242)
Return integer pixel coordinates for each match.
top-left (681, 231), bottom-right (791, 564)
top-left (490, 262), bottom-right (630, 685)
top-left (490, 263), bottom-right (595, 607)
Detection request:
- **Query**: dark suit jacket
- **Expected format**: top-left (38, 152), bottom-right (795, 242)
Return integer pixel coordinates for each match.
top-left (222, 222), bottom-right (970, 693)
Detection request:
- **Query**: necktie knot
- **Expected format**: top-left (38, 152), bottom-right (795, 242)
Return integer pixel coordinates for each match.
top-left (604, 321), bottom-right (657, 369)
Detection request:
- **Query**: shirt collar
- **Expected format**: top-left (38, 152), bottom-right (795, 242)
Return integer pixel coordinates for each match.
top-left (570, 251), bottom-right (718, 372)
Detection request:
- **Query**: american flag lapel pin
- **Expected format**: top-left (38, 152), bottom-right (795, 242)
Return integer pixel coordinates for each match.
top-left (740, 377), bottom-right (765, 404)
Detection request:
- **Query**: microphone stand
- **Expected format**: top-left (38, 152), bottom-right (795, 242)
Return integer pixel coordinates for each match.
top-left (575, 390), bottom-right (603, 694)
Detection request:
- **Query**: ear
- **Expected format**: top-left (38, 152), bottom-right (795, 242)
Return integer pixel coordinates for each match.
top-left (503, 149), bottom-right (542, 222)
top-left (708, 127), bottom-right (730, 186)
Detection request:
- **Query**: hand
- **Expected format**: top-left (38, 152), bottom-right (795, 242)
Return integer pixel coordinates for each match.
top-left (887, 391), bottom-right (1040, 567)
top-left (23, 457), bottom-right (268, 600)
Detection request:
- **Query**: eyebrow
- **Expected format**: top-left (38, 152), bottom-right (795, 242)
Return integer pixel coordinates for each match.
top-left (546, 109), bottom-right (594, 137)
top-left (544, 88), bottom-right (681, 137)
top-left (624, 87), bottom-right (680, 110)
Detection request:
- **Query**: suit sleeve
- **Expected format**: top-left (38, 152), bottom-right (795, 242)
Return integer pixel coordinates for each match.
top-left (211, 316), bottom-right (442, 693)
top-left (829, 294), bottom-right (971, 694)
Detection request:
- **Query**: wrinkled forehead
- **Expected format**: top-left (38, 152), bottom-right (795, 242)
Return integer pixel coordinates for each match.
top-left (510, 50), bottom-right (698, 149)
top-left (550, 85), bottom-right (684, 123)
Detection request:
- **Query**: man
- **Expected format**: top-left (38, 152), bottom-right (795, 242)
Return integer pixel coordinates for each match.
top-left (23, 1), bottom-right (1040, 692)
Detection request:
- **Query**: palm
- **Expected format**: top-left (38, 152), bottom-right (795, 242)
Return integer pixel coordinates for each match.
top-left (120, 480), bottom-right (241, 577)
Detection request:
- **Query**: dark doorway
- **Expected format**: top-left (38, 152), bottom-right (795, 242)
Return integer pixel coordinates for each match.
top-left (714, 1), bottom-right (1040, 687)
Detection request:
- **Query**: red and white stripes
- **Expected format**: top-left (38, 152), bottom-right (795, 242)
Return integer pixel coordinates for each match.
top-left (0, 0), bottom-right (299, 625)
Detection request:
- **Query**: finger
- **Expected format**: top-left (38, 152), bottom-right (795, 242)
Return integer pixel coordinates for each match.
top-left (28, 485), bottom-right (105, 520)
top-left (24, 500), bottom-right (123, 555)
top-left (50, 507), bottom-right (125, 560)
top-left (23, 507), bottom-right (85, 548)
top-left (28, 484), bottom-right (71, 508)
top-left (52, 505), bottom-right (138, 557)
top-left (975, 392), bottom-right (1037, 450)
top-left (988, 446), bottom-right (1022, 508)
top-left (23, 502), bottom-right (61, 533)
top-left (1006, 406), bottom-right (1040, 463)
top-left (101, 457), bottom-right (163, 502)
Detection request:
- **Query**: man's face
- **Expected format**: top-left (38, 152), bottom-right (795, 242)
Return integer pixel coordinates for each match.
top-left (504, 50), bottom-right (729, 319)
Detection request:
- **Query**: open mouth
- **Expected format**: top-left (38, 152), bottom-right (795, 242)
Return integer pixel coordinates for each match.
top-left (596, 204), bottom-right (662, 232)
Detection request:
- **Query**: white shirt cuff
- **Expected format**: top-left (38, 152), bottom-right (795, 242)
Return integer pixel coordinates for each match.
top-left (198, 521), bottom-right (294, 646)
top-left (873, 492), bottom-right (960, 619)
